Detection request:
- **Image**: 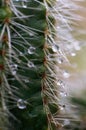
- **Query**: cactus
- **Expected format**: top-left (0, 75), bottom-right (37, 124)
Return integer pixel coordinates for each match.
top-left (0, 0), bottom-right (59, 129)
top-left (0, 0), bottom-right (85, 130)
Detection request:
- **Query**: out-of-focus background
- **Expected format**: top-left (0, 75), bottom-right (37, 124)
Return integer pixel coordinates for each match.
top-left (66, 1), bottom-right (86, 95)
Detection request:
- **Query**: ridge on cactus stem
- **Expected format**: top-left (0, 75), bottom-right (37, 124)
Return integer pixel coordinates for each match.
top-left (0, 0), bottom-right (85, 130)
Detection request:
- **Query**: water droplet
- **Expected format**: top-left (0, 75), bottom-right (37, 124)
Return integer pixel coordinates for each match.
top-left (17, 99), bottom-right (27, 109)
top-left (29, 32), bottom-right (35, 36)
top-left (27, 61), bottom-right (35, 68)
top-left (57, 57), bottom-right (63, 64)
top-left (71, 52), bottom-right (76, 57)
top-left (63, 70), bottom-right (70, 78)
top-left (63, 119), bottom-right (70, 126)
top-left (14, 64), bottom-right (18, 69)
top-left (57, 26), bottom-right (60, 29)
top-left (59, 105), bottom-right (65, 114)
top-left (74, 42), bottom-right (81, 51)
top-left (52, 45), bottom-right (59, 53)
top-left (75, 46), bottom-right (81, 51)
top-left (12, 70), bottom-right (17, 75)
top-left (8, 91), bottom-right (12, 94)
top-left (57, 79), bottom-right (65, 88)
top-left (10, 64), bottom-right (18, 69)
top-left (60, 106), bottom-right (64, 111)
top-left (24, 79), bottom-right (29, 83)
top-left (11, 64), bottom-right (18, 75)
top-left (20, 52), bottom-right (23, 56)
top-left (22, 0), bottom-right (27, 8)
top-left (28, 46), bottom-right (35, 54)
top-left (60, 92), bottom-right (67, 97)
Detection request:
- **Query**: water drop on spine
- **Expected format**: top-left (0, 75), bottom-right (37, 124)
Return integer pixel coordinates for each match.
top-left (63, 70), bottom-right (70, 78)
top-left (28, 46), bottom-right (35, 54)
top-left (24, 79), bottom-right (29, 83)
top-left (22, 0), bottom-right (27, 8)
top-left (52, 45), bottom-right (59, 53)
top-left (12, 70), bottom-right (17, 75)
top-left (27, 61), bottom-right (35, 68)
top-left (17, 99), bottom-right (27, 109)
top-left (71, 52), bottom-right (76, 57)
top-left (63, 119), bottom-right (70, 126)
top-left (60, 92), bottom-right (67, 97)
top-left (57, 79), bottom-right (65, 88)
top-left (57, 57), bottom-right (63, 64)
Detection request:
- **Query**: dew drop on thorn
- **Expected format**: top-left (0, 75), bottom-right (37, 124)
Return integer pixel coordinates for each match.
top-left (17, 99), bottom-right (27, 109)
